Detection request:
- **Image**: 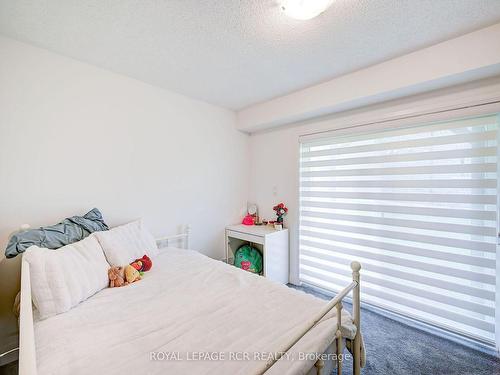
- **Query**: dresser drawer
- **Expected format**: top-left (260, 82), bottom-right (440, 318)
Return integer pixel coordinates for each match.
top-left (226, 229), bottom-right (264, 245)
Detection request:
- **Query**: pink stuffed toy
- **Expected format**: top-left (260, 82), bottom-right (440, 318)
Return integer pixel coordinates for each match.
top-left (242, 214), bottom-right (254, 225)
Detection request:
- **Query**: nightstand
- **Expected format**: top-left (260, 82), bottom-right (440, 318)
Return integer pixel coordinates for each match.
top-left (225, 224), bottom-right (289, 284)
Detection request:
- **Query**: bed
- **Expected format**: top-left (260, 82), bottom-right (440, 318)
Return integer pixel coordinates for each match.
top-left (19, 225), bottom-right (363, 375)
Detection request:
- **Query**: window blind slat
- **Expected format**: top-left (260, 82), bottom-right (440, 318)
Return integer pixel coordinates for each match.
top-left (301, 200), bottom-right (497, 220)
top-left (300, 266), bottom-right (495, 333)
top-left (300, 210), bottom-right (496, 236)
top-left (301, 130), bottom-right (496, 158)
top-left (300, 179), bottom-right (497, 189)
top-left (300, 232), bottom-right (496, 269)
top-left (301, 222), bottom-right (496, 253)
top-left (301, 147), bottom-right (496, 168)
top-left (301, 163), bottom-right (497, 177)
top-left (299, 234), bottom-right (495, 284)
top-left (300, 191), bottom-right (496, 204)
top-left (300, 247), bottom-right (495, 301)
top-left (300, 257), bottom-right (495, 317)
top-left (299, 115), bottom-right (498, 344)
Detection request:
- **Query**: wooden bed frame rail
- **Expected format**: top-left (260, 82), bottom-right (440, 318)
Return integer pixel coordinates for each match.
top-left (19, 225), bottom-right (361, 375)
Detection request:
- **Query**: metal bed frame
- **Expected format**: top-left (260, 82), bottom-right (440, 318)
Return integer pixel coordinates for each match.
top-left (19, 225), bottom-right (362, 375)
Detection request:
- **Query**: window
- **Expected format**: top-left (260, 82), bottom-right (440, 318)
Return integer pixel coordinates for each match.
top-left (299, 114), bottom-right (498, 344)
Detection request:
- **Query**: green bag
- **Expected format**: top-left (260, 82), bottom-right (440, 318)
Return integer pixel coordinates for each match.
top-left (234, 244), bottom-right (263, 274)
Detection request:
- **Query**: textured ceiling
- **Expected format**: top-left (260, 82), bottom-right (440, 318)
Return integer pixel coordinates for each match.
top-left (1, 1), bottom-right (500, 110)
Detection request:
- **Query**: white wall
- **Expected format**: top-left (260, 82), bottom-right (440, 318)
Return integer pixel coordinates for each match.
top-left (248, 76), bottom-right (500, 285)
top-left (0, 36), bottom-right (249, 351)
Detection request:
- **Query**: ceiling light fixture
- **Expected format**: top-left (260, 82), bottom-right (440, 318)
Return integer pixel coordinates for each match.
top-left (281, 0), bottom-right (335, 20)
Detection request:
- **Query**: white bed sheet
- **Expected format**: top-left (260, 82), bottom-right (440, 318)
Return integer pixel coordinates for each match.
top-left (34, 248), bottom-right (356, 375)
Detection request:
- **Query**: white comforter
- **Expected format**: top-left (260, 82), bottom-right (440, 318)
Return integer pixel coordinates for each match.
top-left (34, 248), bottom-right (356, 375)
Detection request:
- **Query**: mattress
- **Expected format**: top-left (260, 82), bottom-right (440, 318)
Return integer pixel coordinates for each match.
top-left (34, 248), bottom-right (356, 375)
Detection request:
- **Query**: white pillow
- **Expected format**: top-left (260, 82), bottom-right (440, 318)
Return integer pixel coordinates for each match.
top-left (94, 219), bottom-right (158, 266)
top-left (23, 234), bottom-right (109, 320)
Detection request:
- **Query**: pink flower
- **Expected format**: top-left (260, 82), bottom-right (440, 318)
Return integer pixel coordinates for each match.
top-left (273, 203), bottom-right (288, 216)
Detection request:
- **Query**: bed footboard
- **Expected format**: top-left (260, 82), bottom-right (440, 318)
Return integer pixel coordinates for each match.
top-left (351, 262), bottom-right (361, 375)
top-left (314, 261), bottom-right (361, 375)
top-left (266, 262), bottom-right (362, 375)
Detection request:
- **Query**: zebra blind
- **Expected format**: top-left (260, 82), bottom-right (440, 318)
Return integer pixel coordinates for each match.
top-left (299, 115), bottom-right (498, 344)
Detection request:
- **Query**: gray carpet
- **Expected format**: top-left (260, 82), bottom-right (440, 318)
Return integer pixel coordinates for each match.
top-left (291, 284), bottom-right (500, 375)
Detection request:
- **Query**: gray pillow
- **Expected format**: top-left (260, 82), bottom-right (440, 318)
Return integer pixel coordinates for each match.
top-left (4, 208), bottom-right (108, 258)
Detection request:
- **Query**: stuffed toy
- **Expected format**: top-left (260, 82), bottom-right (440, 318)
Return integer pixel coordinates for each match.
top-left (124, 264), bottom-right (141, 283)
top-left (242, 214), bottom-right (254, 226)
top-left (108, 255), bottom-right (151, 288)
top-left (108, 266), bottom-right (127, 288)
top-left (130, 254), bottom-right (153, 272)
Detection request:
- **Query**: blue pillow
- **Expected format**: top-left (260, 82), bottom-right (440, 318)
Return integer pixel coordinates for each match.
top-left (5, 208), bottom-right (108, 258)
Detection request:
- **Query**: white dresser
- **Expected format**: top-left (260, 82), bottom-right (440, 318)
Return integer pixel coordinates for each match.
top-left (225, 224), bottom-right (289, 284)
